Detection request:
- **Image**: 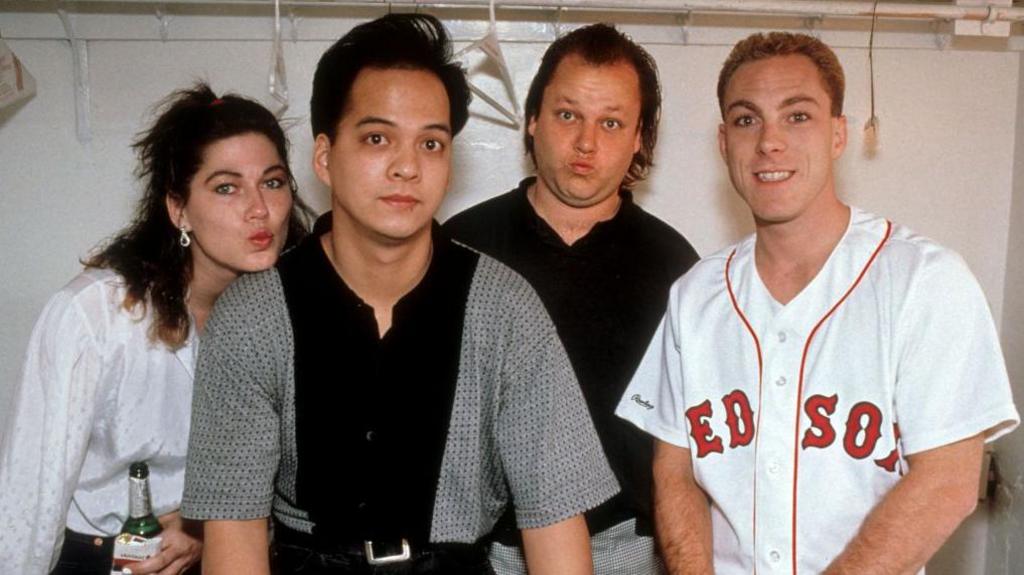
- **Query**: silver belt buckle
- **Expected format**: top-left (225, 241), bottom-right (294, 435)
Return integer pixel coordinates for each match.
top-left (364, 538), bottom-right (411, 565)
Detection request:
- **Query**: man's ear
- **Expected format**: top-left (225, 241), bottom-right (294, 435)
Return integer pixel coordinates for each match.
top-left (831, 115), bottom-right (848, 159)
top-left (527, 114), bottom-right (538, 139)
top-left (312, 133), bottom-right (333, 187)
top-left (718, 123), bottom-right (728, 162)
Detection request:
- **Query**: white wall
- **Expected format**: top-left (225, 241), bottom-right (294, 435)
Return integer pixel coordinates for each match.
top-left (1, 6), bottom-right (1021, 572)
top-left (984, 50), bottom-right (1024, 575)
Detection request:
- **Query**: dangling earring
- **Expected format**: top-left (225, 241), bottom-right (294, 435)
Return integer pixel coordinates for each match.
top-left (179, 226), bottom-right (192, 248)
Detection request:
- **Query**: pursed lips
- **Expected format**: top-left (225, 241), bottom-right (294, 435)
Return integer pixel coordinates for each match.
top-left (569, 160), bottom-right (595, 175)
top-left (249, 230), bottom-right (274, 249)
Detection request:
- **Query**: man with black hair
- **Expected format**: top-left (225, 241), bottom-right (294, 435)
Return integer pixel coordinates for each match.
top-left (182, 14), bottom-right (617, 575)
top-left (445, 23), bottom-right (698, 574)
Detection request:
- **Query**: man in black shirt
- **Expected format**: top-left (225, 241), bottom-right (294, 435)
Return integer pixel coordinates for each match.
top-left (444, 23), bottom-right (699, 574)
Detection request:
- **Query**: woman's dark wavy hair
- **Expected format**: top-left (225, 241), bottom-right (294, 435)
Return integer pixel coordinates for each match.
top-left (310, 13), bottom-right (471, 141)
top-left (85, 82), bottom-right (313, 348)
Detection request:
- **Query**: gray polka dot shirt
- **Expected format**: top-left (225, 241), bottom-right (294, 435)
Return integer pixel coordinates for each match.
top-left (181, 251), bottom-right (619, 542)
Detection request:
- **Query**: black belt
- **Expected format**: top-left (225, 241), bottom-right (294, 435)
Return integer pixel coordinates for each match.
top-left (272, 520), bottom-right (478, 567)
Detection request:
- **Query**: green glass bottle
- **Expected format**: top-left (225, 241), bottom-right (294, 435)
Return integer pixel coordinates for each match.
top-left (110, 462), bottom-right (163, 574)
top-left (120, 462), bottom-right (162, 537)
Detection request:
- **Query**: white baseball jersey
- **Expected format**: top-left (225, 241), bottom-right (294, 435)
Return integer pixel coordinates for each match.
top-left (616, 207), bottom-right (1019, 575)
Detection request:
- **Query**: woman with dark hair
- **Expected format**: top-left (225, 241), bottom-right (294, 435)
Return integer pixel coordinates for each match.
top-left (0, 82), bottom-right (312, 575)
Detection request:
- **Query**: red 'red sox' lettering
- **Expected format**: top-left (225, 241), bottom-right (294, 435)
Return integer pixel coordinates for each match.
top-left (686, 399), bottom-right (724, 457)
top-left (686, 392), bottom-right (897, 470)
top-left (844, 402), bottom-right (883, 459)
top-left (722, 390), bottom-right (754, 448)
top-left (802, 394), bottom-right (838, 449)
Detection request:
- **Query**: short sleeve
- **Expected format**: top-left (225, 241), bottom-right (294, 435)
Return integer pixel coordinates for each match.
top-left (495, 281), bottom-right (619, 530)
top-left (0, 280), bottom-right (106, 574)
top-left (615, 284), bottom-right (691, 447)
top-left (181, 273), bottom-right (288, 520)
top-left (894, 250), bottom-right (1019, 455)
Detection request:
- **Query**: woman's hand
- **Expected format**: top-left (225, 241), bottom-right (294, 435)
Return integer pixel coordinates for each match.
top-left (124, 511), bottom-right (202, 575)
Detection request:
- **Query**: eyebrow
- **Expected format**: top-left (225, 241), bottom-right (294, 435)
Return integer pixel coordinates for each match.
top-left (355, 115), bottom-right (451, 135)
top-left (554, 96), bottom-right (624, 114)
top-left (726, 95), bottom-right (821, 116)
top-left (203, 165), bottom-right (288, 185)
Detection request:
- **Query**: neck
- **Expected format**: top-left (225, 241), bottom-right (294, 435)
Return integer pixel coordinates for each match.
top-left (187, 264), bottom-right (237, 334)
top-left (754, 201), bottom-right (851, 305)
top-left (526, 180), bottom-right (622, 245)
top-left (322, 219), bottom-right (433, 337)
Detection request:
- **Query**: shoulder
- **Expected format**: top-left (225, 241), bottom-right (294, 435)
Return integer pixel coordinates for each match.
top-left (676, 239), bottom-right (742, 292)
top-left (206, 269), bottom-right (288, 338)
top-left (849, 209), bottom-right (978, 290)
top-left (621, 200), bottom-right (701, 268)
top-left (443, 187), bottom-right (522, 239)
top-left (467, 251), bottom-right (542, 308)
top-left (34, 268), bottom-right (139, 338)
top-left (462, 250), bottom-right (554, 336)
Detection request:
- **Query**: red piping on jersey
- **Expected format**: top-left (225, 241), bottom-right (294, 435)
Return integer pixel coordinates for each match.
top-left (725, 249), bottom-right (765, 575)
top-left (789, 220), bottom-right (892, 574)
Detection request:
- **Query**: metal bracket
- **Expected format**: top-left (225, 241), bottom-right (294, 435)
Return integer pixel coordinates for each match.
top-left (930, 19), bottom-right (952, 50)
top-left (677, 11), bottom-right (691, 45)
top-left (803, 14), bottom-right (824, 38)
top-left (155, 4), bottom-right (170, 42)
top-left (288, 7), bottom-right (300, 43)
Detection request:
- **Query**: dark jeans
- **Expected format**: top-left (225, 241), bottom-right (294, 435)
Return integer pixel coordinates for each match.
top-left (51, 529), bottom-right (114, 575)
top-left (51, 528), bottom-right (200, 575)
top-left (271, 524), bottom-right (494, 575)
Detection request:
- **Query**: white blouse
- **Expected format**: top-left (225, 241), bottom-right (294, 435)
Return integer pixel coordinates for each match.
top-left (0, 268), bottom-right (196, 574)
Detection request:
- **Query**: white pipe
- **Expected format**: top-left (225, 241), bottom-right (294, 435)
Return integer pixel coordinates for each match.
top-left (60, 0), bottom-right (1024, 23)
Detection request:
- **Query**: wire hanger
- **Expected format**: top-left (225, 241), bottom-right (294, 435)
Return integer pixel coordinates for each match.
top-left (454, 0), bottom-right (521, 127)
top-left (268, 0), bottom-right (289, 115)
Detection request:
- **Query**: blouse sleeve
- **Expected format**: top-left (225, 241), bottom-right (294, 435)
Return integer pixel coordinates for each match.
top-left (0, 283), bottom-right (107, 574)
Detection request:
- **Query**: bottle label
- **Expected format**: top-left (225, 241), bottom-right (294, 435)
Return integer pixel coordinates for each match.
top-left (110, 533), bottom-right (162, 574)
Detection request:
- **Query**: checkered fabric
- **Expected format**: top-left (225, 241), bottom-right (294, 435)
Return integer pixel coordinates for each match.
top-left (488, 518), bottom-right (663, 575)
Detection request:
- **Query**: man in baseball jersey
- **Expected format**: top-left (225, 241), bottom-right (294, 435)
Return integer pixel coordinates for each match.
top-left (616, 32), bottom-right (1019, 574)
top-left (445, 23), bottom-right (699, 574)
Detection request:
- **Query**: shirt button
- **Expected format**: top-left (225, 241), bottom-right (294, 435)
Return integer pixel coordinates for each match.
top-left (775, 376), bottom-right (787, 387)
top-left (366, 430), bottom-right (375, 441)
top-left (770, 550), bottom-right (781, 562)
top-left (768, 462), bottom-right (780, 475)
top-left (778, 331), bottom-right (787, 343)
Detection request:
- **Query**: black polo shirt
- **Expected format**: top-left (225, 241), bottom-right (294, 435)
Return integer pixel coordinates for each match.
top-left (444, 177), bottom-right (699, 536)
top-left (278, 214), bottom-right (479, 543)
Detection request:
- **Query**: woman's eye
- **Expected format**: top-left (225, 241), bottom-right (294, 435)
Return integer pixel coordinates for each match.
top-left (214, 183), bottom-right (235, 195)
top-left (423, 139), bottom-right (444, 152)
top-left (264, 178), bottom-right (285, 190)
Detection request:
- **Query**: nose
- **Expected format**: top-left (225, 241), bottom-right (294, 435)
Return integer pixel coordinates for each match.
top-left (389, 144), bottom-right (420, 181)
top-left (247, 187), bottom-right (270, 220)
top-left (574, 122), bottom-right (597, 155)
top-left (757, 122), bottom-right (786, 155)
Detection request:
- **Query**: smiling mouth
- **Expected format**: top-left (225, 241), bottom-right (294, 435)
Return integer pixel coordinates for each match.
top-left (756, 170), bottom-right (794, 183)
